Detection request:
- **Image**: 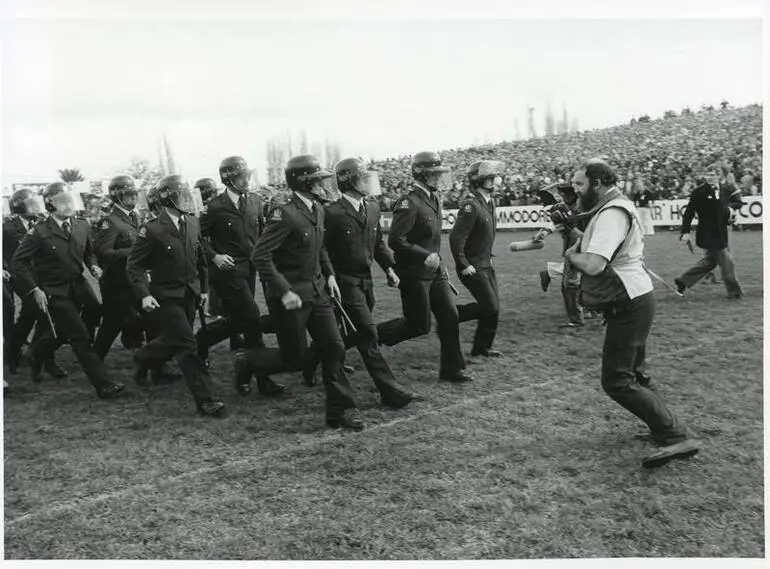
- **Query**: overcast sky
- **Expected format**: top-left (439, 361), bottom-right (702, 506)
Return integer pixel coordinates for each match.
top-left (0, 0), bottom-right (764, 187)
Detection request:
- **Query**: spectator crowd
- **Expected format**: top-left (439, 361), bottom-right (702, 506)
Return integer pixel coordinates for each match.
top-left (369, 104), bottom-right (762, 210)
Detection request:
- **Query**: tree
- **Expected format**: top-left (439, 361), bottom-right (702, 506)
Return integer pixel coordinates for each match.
top-left (265, 136), bottom-right (287, 185)
top-left (122, 157), bottom-right (165, 191)
top-left (638, 114), bottom-right (651, 123)
top-left (700, 104), bottom-right (714, 112)
top-left (59, 168), bottom-right (84, 183)
top-left (720, 100), bottom-right (730, 109)
top-left (663, 110), bottom-right (677, 119)
top-left (681, 107), bottom-right (692, 116)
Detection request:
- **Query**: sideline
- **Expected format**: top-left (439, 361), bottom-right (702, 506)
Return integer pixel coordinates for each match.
top-left (5, 327), bottom-right (762, 528)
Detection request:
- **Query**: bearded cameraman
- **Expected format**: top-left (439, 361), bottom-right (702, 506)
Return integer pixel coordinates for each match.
top-left (564, 159), bottom-right (699, 469)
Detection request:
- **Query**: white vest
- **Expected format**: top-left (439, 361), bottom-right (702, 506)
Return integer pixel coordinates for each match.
top-left (582, 197), bottom-right (653, 300)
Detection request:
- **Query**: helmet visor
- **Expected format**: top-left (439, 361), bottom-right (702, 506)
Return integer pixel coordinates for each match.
top-left (359, 170), bottom-right (382, 197)
top-left (174, 187), bottom-right (203, 216)
top-left (22, 195), bottom-right (45, 216)
top-left (49, 190), bottom-right (84, 216)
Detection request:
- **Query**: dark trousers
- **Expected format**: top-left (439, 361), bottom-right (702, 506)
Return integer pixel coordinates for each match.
top-left (93, 282), bottom-right (157, 360)
top-left (135, 291), bottom-right (217, 404)
top-left (377, 271), bottom-right (465, 375)
top-left (601, 292), bottom-right (688, 445)
top-left (32, 289), bottom-right (110, 390)
top-left (4, 290), bottom-right (41, 367)
top-left (456, 268), bottom-right (499, 352)
top-left (244, 292), bottom-right (356, 415)
top-left (195, 272), bottom-right (264, 356)
top-left (678, 247), bottom-right (742, 297)
top-left (331, 279), bottom-right (402, 396)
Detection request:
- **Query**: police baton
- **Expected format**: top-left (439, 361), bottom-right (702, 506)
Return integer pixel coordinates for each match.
top-left (686, 240), bottom-right (694, 255)
top-left (444, 268), bottom-right (459, 296)
top-left (332, 297), bottom-right (357, 335)
top-left (644, 266), bottom-right (684, 298)
top-left (42, 306), bottom-right (58, 341)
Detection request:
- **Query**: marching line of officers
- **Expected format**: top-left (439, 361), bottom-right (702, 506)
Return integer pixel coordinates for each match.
top-left (3, 152), bottom-right (504, 430)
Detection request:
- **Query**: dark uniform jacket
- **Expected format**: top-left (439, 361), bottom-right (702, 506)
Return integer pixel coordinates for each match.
top-left (3, 215), bottom-right (31, 274)
top-left (253, 194), bottom-right (334, 301)
top-left (199, 191), bottom-right (264, 281)
top-left (126, 211), bottom-right (208, 302)
top-left (324, 196), bottom-right (394, 286)
top-left (12, 216), bottom-right (98, 299)
top-left (388, 183), bottom-right (445, 280)
top-left (449, 190), bottom-right (496, 274)
top-left (681, 182), bottom-right (744, 250)
top-left (93, 206), bottom-right (141, 288)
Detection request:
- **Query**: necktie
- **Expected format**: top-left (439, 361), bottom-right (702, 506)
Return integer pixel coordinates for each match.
top-left (129, 211), bottom-right (138, 226)
top-left (359, 201), bottom-right (367, 222)
top-left (61, 221), bottom-right (71, 238)
top-left (178, 216), bottom-right (186, 237)
top-left (238, 195), bottom-right (245, 214)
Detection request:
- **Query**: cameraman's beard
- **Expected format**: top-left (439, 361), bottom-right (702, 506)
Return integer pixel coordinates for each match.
top-left (578, 184), bottom-right (600, 212)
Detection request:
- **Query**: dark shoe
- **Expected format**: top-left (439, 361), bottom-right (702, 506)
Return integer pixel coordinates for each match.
top-left (197, 400), bottom-right (226, 417)
top-left (726, 293), bottom-right (743, 300)
top-left (233, 356), bottom-right (253, 396)
top-left (150, 362), bottom-right (182, 384)
top-left (44, 359), bottom-right (67, 379)
top-left (636, 373), bottom-right (656, 391)
top-left (30, 354), bottom-right (44, 384)
top-left (539, 269), bottom-right (551, 292)
top-left (381, 389), bottom-right (414, 409)
top-left (326, 408), bottom-right (365, 431)
top-left (133, 365), bottom-right (151, 389)
top-left (229, 334), bottom-right (246, 351)
top-left (440, 370), bottom-right (474, 383)
top-left (3, 379), bottom-right (9, 396)
top-left (6, 354), bottom-right (19, 375)
top-left (256, 375), bottom-right (286, 397)
top-left (674, 278), bottom-right (686, 295)
top-left (96, 382), bottom-right (125, 399)
top-left (559, 321), bottom-right (584, 329)
top-left (634, 429), bottom-right (654, 442)
top-left (470, 347), bottom-right (503, 358)
top-left (343, 364), bottom-right (355, 374)
top-left (642, 439), bottom-right (700, 469)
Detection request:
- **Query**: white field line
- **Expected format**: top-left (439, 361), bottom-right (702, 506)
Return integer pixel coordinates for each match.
top-left (4, 327), bottom-right (762, 529)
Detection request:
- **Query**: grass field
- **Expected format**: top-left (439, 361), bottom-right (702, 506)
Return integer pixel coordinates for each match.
top-left (2, 229), bottom-right (764, 560)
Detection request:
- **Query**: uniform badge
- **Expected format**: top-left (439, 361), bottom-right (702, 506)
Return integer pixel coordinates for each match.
top-left (27, 228), bottom-right (35, 235)
top-left (396, 199), bottom-right (411, 211)
top-left (270, 208), bottom-right (283, 221)
top-left (463, 204), bottom-right (474, 213)
top-left (138, 226), bottom-right (147, 238)
top-left (100, 219), bottom-right (110, 230)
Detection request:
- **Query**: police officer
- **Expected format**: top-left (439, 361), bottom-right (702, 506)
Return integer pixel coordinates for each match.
top-left (195, 158), bottom-right (283, 396)
top-left (11, 183), bottom-right (124, 397)
top-left (92, 175), bottom-right (178, 385)
top-left (127, 175), bottom-right (225, 417)
top-left (566, 159), bottom-right (699, 468)
top-left (377, 151), bottom-right (472, 383)
top-left (451, 160), bottom-right (503, 358)
top-left (675, 165), bottom-right (744, 299)
top-left (144, 186), bottom-right (161, 221)
top-left (304, 157), bottom-right (413, 408)
top-left (3, 189), bottom-right (66, 377)
top-left (236, 154), bottom-right (362, 430)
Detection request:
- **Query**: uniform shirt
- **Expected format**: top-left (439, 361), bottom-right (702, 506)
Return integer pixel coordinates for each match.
top-left (94, 205), bottom-right (141, 286)
top-left (324, 194), bottom-right (394, 285)
top-left (200, 190), bottom-right (264, 279)
top-left (126, 210), bottom-right (208, 301)
top-left (681, 182), bottom-right (744, 250)
top-left (12, 216), bottom-right (98, 298)
top-left (388, 182), bottom-right (444, 280)
top-left (252, 193), bottom-right (334, 301)
top-left (449, 189), bottom-right (497, 274)
top-left (582, 198), bottom-right (652, 300)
